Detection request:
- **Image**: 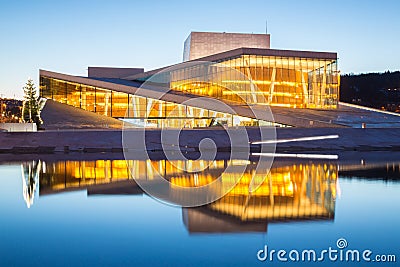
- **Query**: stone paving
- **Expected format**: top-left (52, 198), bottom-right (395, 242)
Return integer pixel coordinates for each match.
top-left (2, 127), bottom-right (400, 155)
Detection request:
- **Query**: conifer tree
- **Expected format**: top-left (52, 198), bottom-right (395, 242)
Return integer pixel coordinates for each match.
top-left (22, 79), bottom-right (44, 126)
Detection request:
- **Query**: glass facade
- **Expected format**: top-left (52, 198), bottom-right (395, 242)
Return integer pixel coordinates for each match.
top-left (168, 55), bottom-right (339, 109)
top-left (40, 76), bottom-right (284, 128)
top-left (39, 51), bottom-right (338, 128)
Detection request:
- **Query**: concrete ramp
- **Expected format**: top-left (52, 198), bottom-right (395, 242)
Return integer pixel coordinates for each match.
top-left (41, 100), bottom-right (124, 130)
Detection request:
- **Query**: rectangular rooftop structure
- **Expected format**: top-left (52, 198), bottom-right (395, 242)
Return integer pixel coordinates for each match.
top-left (183, 31), bottom-right (270, 61)
top-left (88, 67), bottom-right (144, 79)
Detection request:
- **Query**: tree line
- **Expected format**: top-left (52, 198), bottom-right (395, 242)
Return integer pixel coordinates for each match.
top-left (340, 71), bottom-right (400, 111)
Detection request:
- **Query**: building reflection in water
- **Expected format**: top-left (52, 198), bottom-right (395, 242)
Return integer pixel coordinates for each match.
top-left (181, 162), bottom-right (337, 233)
top-left (23, 158), bottom-right (338, 233)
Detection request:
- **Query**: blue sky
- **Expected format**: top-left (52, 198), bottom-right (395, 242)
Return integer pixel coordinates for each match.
top-left (1, 0), bottom-right (399, 98)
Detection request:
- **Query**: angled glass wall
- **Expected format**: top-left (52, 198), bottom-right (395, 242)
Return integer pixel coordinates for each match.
top-left (167, 55), bottom-right (339, 109)
top-left (40, 76), bottom-right (287, 128)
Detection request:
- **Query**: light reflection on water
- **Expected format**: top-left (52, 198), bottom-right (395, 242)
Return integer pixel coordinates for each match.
top-left (2, 156), bottom-right (400, 266)
top-left (23, 159), bottom-right (337, 227)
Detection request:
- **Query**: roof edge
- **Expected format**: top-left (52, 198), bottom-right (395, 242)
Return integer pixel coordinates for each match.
top-left (123, 47), bottom-right (338, 81)
top-left (194, 47), bottom-right (337, 62)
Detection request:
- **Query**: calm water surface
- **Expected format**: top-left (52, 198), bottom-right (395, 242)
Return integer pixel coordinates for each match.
top-left (0, 155), bottom-right (399, 267)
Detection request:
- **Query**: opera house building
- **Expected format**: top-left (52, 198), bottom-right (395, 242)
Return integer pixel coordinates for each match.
top-left (39, 31), bottom-right (346, 129)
